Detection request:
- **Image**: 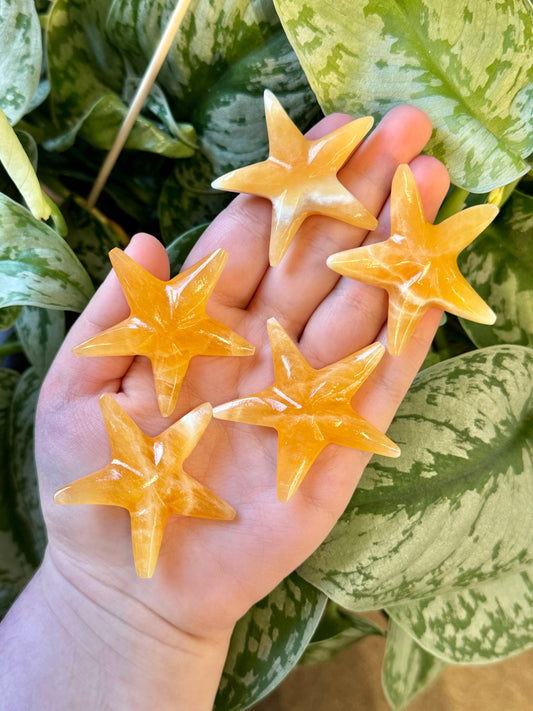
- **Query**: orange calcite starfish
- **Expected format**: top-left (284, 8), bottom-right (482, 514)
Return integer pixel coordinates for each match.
top-left (327, 164), bottom-right (498, 356)
top-left (73, 247), bottom-right (255, 417)
top-left (213, 318), bottom-right (400, 503)
top-left (212, 90), bottom-right (378, 266)
top-left (54, 395), bottom-right (236, 578)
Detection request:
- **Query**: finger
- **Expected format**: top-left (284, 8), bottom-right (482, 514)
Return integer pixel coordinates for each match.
top-left (298, 155), bottom-right (450, 366)
top-left (246, 105), bottom-right (435, 339)
top-left (49, 233), bottom-right (170, 397)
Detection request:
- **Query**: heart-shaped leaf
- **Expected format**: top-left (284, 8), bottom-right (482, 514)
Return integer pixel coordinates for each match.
top-left (0, 0), bottom-right (42, 124)
top-left (386, 567), bottom-right (533, 664)
top-left (299, 345), bottom-right (533, 610)
top-left (382, 618), bottom-right (447, 710)
top-left (0, 193), bottom-right (94, 311)
top-left (214, 573), bottom-right (326, 711)
top-left (275, 0), bottom-right (533, 192)
top-left (459, 190), bottom-right (533, 348)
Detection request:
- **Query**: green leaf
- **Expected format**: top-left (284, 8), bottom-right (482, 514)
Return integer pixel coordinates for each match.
top-left (166, 223), bottom-right (208, 273)
top-left (214, 573), bottom-right (326, 711)
top-left (0, 0), bottom-right (42, 124)
top-left (15, 306), bottom-right (65, 380)
top-left (299, 603), bottom-right (384, 666)
top-left (0, 367), bottom-right (34, 614)
top-left (45, 0), bottom-right (196, 156)
top-left (8, 367), bottom-right (47, 566)
top-left (62, 195), bottom-right (128, 286)
top-left (0, 107), bottom-right (51, 220)
top-left (0, 193), bottom-right (94, 311)
top-left (299, 345), bottom-right (533, 611)
top-left (386, 567), bottom-right (533, 664)
top-left (382, 618), bottom-right (446, 710)
top-left (275, 0), bottom-right (533, 192)
top-left (0, 305), bottom-right (22, 331)
top-left (459, 190), bottom-right (533, 348)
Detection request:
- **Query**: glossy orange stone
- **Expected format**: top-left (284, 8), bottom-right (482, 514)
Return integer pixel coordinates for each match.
top-left (327, 164), bottom-right (498, 356)
top-left (73, 247), bottom-right (255, 417)
top-left (54, 395), bottom-right (236, 578)
top-left (212, 90), bottom-right (377, 267)
top-left (213, 318), bottom-right (400, 503)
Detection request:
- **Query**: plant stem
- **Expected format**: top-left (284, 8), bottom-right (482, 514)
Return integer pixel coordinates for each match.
top-left (87, 0), bottom-right (194, 210)
top-left (0, 341), bottom-right (23, 357)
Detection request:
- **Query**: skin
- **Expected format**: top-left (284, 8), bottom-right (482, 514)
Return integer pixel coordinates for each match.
top-left (0, 105), bottom-right (449, 710)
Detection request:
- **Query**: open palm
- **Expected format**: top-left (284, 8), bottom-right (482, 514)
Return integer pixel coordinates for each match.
top-left (36, 105), bottom-right (449, 640)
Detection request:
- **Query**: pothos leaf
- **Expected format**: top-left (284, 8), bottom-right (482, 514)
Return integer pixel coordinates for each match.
top-left (382, 618), bottom-right (446, 711)
top-left (15, 306), bottom-right (65, 380)
top-left (275, 0), bottom-right (533, 192)
top-left (214, 573), bottom-right (326, 711)
top-left (0, 193), bottom-right (94, 311)
top-left (459, 190), bottom-right (533, 348)
top-left (386, 566), bottom-right (533, 664)
top-left (0, 0), bottom-right (42, 124)
top-left (299, 345), bottom-right (533, 610)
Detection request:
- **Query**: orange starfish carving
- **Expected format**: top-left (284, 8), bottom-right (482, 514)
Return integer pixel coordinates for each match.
top-left (327, 164), bottom-right (498, 356)
top-left (213, 318), bottom-right (399, 503)
top-left (54, 395), bottom-right (236, 578)
top-left (73, 248), bottom-right (255, 417)
top-left (212, 90), bottom-right (377, 266)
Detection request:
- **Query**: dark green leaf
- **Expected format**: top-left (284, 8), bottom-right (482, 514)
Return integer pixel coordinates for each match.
top-left (15, 306), bottom-right (65, 379)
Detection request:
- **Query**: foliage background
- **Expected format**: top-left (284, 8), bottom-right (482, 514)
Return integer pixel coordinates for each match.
top-left (0, 1), bottom-right (532, 709)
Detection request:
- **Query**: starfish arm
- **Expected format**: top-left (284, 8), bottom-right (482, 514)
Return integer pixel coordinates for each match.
top-left (386, 290), bottom-right (429, 356)
top-left (165, 469), bottom-right (236, 522)
top-left (54, 462), bottom-right (138, 508)
top-left (108, 248), bottom-right (164, 317)
top-left (161, 403), bottom-right (212, 460)
top-left (327, 242), bottom-right (404, 291)
top-left (311, 180), bottom-right (377, 231)
top-left (211, 160), bottom-right (282, 197)
top-left (149, 351), bottom-right (192, 417)
top-left (276, 424), bottom-right (325, 502)
top-left (213, 389), bottom-right (286, 428)
top-left (173, 247), bottom-right (228, 308)
top-left (268, 195), bottom-right (308, 266)
top-left (437, 203), bottom-right (499, 255)
top-left (263, 89), bottom-right (310, 159)
top-left (314, 342), bottom-right (385, 402)
top-left (72, 318), bottom-right (153, 358)
top-left (130, 504), bottom-right (168, 578)
top-left (267, 318), bottom-right (310, 385)
top-left (194, 317), bottom-right (255, 358)
top-left (319, 410), bottom-right (401, 458)
top-left (309, 116), bottom-right (374, 170)
top-left (431, 269), bottom-right (496, 324)
top-left (390, 164), bottom-right (428, 238)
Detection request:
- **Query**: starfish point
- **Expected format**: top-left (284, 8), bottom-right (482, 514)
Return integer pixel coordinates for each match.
top-left (54, 395), bottom-right (236, 578)
top-left (73, 247), bottom-right (255, 417)
top-left (212, 90), bottom-right (377, 266)
top-left (213, 318), bottom-right (399, 502)
top-left (327, 164), bottom-right (498, 355)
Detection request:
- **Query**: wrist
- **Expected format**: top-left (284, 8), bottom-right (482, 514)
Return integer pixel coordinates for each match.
top-left (2, 549), bottom-right (232, 711)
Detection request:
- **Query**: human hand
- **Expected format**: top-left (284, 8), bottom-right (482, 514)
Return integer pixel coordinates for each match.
top-left (34, 104), bottom-right (449, 704)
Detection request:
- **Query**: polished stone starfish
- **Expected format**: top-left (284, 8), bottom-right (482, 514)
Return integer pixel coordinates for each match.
top-left (213, 318), bottom-right (400, 502)
top-left (54, 395), bottom-right (236, 578)
top-left (212, 90), bottom-right (377, 266)
top-left (73, 247), bottom-right (255, 417)
top-left (327, 164), bottom-right (498, 356)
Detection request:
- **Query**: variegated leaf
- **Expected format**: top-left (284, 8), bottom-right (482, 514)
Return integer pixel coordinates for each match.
top-left (299, 603), bottom-right (384, 666)
top-left (106, 0), bottom-right (280, 114)
top-left (214, 573), bottom-right (326, 711)
top-left (15, 306), bottom-right (65, 380)
top-left (0, 367), bottom-right (34, 612)
top-left (0, 305), bottom-right (21, 331)
top-left (0, 193), bottom-right (94, 311)
top-left (275, 0), bottom-right (533, 192)
top-left (8, 367), bottom-right (46, 566)
top-left (382, 618), bottom-right (446, 710)
top-left (386, 567), bottom-right (533, 664)
top-left (299, 345), bottom-right (533, 611)
top-left (45, 0), bottom-right (196, 156)
top-left (0, 0), bottom-right (42, 124)
top-left (459, 190), bottom-right (533, 348)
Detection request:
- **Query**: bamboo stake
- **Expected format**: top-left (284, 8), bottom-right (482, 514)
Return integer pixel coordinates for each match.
top-left (87, 0), bottom-right (193, 210)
